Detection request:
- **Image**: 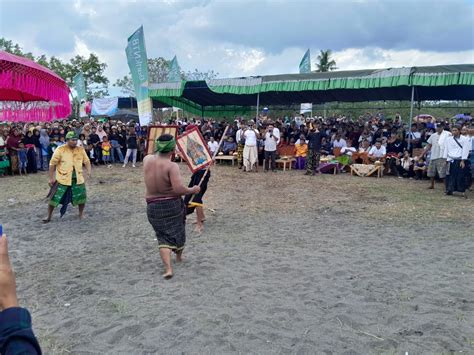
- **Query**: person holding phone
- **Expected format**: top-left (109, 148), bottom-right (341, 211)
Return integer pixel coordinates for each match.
top-left (0, 233), bottom-right (42, 354)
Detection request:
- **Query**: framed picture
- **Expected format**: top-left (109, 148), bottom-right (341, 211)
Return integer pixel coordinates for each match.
top-left (176, 126), bottom-right (213, 173)
top-left (145, 125), bottom-right (179, 156)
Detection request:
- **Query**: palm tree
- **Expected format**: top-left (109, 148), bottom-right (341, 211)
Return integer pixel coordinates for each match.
top-left (315, 50), bottom-right (337, 72)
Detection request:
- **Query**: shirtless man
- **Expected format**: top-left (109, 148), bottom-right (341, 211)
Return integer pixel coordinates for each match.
top-left (143, 134), bottom-right (200, 279)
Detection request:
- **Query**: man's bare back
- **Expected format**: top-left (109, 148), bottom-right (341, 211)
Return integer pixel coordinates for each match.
top-left (143, 154), bottom-right (200, 199)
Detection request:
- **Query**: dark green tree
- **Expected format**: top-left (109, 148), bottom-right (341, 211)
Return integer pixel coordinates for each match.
top-left (315, 49), bottom-right (337, 72)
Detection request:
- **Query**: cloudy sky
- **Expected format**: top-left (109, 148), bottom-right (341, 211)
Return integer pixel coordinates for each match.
top-left (1, 0), bottom-right (473, 87)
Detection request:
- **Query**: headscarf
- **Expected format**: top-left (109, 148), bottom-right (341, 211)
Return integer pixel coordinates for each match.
top-left (66, 131), bottom-right (78, 140)
top-left (155, 135), bottom-right (176, 153)
top-left (39, 129), bottom-right (50, 148)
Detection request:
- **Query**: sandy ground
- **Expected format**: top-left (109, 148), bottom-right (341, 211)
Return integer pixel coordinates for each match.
top-left (0, 163), bottom-right (473, 354)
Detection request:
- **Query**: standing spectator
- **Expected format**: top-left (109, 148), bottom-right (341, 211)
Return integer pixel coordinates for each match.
top-left (117, 126), bottom-right (127, 158)
top-left (123, 128), bottom-right (138, 168)
top-left (0, 130), bottom-right (9, 176)
top-left (263, 123), bottom-right (279, 172)
top-left (109, 127), bottom-right (124, 164)
top-left (39, 129), bottom-right (50, 170)
top-left (305, 124), bottom-right (325, 175)
top-left (21, 130), bottom-right (37, 174)
top-left (421, 123), bottom-right (451, 190)
top-left (242, 121), bottom-right (260, 172)
top-left (236, 123), bottom-right (246, 169)
top-left (33, 129), bottom-right (42, 171)
top-left (17, 143), bottom-right (28, 175)
top-left (97, 126), bottom-right (107, 142)
top-left (207, 136), bottom-right (219, 156)
top-left (443, 126), bottom-right (470, 198)
top-left (101, 136), bottom-right (112, 166)
top-left (88, 127), bottom-right (101, 164)
top-left (6, 128), bottom-right (21, 175)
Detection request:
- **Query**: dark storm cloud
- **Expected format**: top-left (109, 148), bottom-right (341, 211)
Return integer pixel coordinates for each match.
top-left (183, 0), bottom-right (473, 53)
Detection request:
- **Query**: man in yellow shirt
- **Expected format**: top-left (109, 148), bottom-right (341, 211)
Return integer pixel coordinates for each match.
top-left (43, 131), bottom-right (91, 223)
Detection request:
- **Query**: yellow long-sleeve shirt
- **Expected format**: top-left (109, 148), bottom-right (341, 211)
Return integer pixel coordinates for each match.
top-left (49, 145), bottom-right (91, 186)
top-left (294, 143), bottom-right (308, 157)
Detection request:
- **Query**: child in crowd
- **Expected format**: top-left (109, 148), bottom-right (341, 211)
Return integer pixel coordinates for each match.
top-left (56, 136), bottom-right (65, 147)
top-left (47, 137), bottom-right (57, 164)
top-left (88, 143), bottom-right (97, 165)
top-left (101, 136), bottom-right (111, 166)
top-left (17, 143), bottom-right (28, 175)
top-left (413, 157), bottom-right (427, 180)
top-left (396, 150), bottom-right (414, 178)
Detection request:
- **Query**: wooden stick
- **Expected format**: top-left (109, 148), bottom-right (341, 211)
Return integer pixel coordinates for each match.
top-left (189, 125), bottom-right (230, 203)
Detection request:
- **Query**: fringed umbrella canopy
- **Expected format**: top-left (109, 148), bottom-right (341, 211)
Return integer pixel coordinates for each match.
top-left (0, 50), bottom-right (71, 122)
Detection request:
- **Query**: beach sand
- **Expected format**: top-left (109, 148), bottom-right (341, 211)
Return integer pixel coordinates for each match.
top-left (0, 164), bottom-right (473, 354)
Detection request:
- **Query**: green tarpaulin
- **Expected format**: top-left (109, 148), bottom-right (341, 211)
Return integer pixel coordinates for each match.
top-left (148, 64), bottom-right (474, 117)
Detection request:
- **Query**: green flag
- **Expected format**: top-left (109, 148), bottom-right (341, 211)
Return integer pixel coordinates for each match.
top-left (126, 25), bottom-right (152, 125)
top-left (73, 72), bottom-right (86, 100)
top-left (167, 55), bottom-right (181, 82)
top-left (299, 49), bottom-right (311, 74)
top-left (299, 49), bottom-right (312, 114)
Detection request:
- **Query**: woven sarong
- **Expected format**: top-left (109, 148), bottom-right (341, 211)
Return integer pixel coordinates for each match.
top-left (147, 197), bottom-right (186, 251)
top-left (49, 174), bottom-right (86, 216)
top-left (237, 144), bottom-right (244, 166)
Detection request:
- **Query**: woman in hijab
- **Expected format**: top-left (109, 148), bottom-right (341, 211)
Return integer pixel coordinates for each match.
top-left (22, 130), bottom-right (38, 174)
top-left (39, 129), bottom-right (50, 171)
top-left (0, 128), bottom-right (9, 176)
top-left (33, 129), bottom-right (42, 171)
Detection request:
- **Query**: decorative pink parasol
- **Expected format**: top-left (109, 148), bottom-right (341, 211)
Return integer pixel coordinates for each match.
top-left (0, 50), bottom-right (71, 122)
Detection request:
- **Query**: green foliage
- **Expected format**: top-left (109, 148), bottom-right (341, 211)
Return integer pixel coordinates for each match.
top-left (315, 49), bottom-right (337, 72)
top-left (183, 69), bottom-right (219, 81)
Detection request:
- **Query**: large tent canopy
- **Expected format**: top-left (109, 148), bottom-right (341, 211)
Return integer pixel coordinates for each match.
top-left (148, 64), bottom-right (474, 118)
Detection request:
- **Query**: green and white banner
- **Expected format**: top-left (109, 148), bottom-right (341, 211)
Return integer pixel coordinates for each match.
top-left (73, 72), bottom-right (87, 101)
top-left (299, 49), bottom-right (312, 114)
top-left (299, 49), bottom-right (311, 74)
top-left (126, 25), bottom-right (152, 125)
top-left (167, 56), bottom-right (182, 82)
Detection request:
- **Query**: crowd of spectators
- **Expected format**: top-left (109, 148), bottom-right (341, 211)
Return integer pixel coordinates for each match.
top-left (1, 113), bottom-right (472, 194)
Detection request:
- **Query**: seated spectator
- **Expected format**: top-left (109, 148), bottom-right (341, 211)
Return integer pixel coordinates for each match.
top-left (413, 157), bottom-right (427, 180)
top-left (368, 140), bottom-right (387, 162)
top-left (221, 137), bottom-right (237, 155)
top-left (207, 136), bottom-right (219, 156)
top-left (332, 133), bottom-right (347, 149)
top-left (396, 150), bottom-right (414, 178)
top-left (294, 134), bottom-right (308, 170)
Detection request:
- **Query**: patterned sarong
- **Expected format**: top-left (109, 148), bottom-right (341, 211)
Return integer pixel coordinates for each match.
top-left (237, 143), bottom-right (244, 167)
top-left (306, 150), bottom-right (320, 173)
top-left (49, 173), bottom-right (87, 216)
top-left (147, 197), bottom-right (186, 251)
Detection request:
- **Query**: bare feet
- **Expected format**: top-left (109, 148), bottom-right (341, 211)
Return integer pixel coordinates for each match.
top-left (194, 224), bottom-right (204, 234)
top-left (163, 270), bottom-right (173, 279)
